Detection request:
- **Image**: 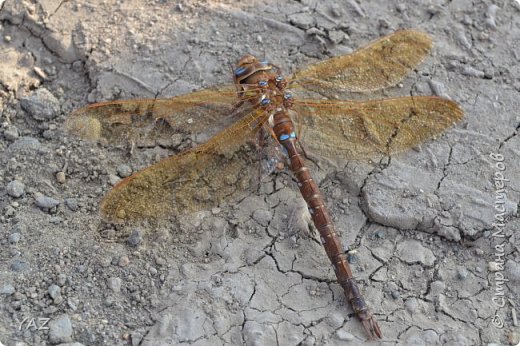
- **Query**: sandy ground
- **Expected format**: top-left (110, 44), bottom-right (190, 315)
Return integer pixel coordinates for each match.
top-left (1, 0), bottom-right (519, 345)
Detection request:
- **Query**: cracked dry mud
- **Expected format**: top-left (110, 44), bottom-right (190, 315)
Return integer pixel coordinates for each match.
top-left (0, 1), bottom-right (519, 345)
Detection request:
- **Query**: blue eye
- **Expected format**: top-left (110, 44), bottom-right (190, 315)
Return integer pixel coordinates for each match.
top-left (234, 66), bottom-right (247, 76)
top-left (258, 81), bottom-right (268, 87)
top-left (261, 98), bottom-right (271, 105)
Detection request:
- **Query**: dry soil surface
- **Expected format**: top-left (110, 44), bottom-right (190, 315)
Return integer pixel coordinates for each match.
top-left (0, 0), bottom-right (519, 345)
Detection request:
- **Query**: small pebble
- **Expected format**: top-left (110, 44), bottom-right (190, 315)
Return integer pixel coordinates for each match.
top-left (67, 298), bottom-right (78, 311)
top-left (8, 232), bottom-right (21, 243)
top-left (404, 298), bottom-right (419, 313)
top-left (330, 4), bottom-right (342, 17)
top-left (57, 273), bottom-right (67, 286)
top-left (485, 4), bottom-right (499, 29)
top-left (396, 3), bottom-right (407, 12)
top-left (4, 206), bottom-right (15, 217)
top-left (127, 229), bottom-right (143, 247)
top-left (4, 125), bottom-right (19, 140)
top-left (118, 256), bottom-right (130, 267)
top-left (336, 329), bottom-right (355, 341)
top-left (20, 88), bottom-right (61, 120)
top-left (108, 174), bottom-right (121, 186)
top-left (10, 259), bottom-right (29, 272)
top-left (107, 277), bottom-right (122, 292)
top-left (508, 330), bottom-right (520, 345)
top-left (288, 12), bottom-right (315, 30)
top-left (1, 284), bottom-right (15, 295)
top-left (48, 314), bottom-right (73, 344)
top-left (456, 268), bottom-right (469, 280)
top-left (48, 284), bottom-right (61, 299)
top-left (116, 164), bottom-right (132, 178)
top-left (6, 180), bottom-right (25, 198)
top-left (462, 66), bottom-right (485, 78)
top-left (33, 66), bottom-right (47, 79)
top-left (375, 230), bottom-right (386, 238)
top-left (35, 195), bottom-right (60, 209)
top-left (155, 256), bottom-right (166, 266)
top-left (56, 171), bottom-right (66, 184)
top-left (65, 198), bottom-right (78, 211)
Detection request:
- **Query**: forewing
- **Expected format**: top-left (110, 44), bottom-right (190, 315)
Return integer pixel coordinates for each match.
top-left (100, 109), bottom-right (268, 223)
top-left (290, 30), bottom-right (433, 95)
top-left (293, 97), bottom-right (463, 161)
top-left (65, 86), bottom-right (242, 147)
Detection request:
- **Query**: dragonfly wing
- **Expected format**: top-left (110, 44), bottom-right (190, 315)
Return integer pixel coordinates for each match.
top-left (100, 109), bottom-right (269, 222)
top-left (293, 97), bottom-right (463, 161)
top-left (290, 30), bottom-right (432, 95)
top-left (65, 85), bottom-right (244, 147)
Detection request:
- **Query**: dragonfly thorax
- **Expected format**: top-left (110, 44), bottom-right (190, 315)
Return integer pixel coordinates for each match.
top-left (233, 55), bottom-right (293, 110)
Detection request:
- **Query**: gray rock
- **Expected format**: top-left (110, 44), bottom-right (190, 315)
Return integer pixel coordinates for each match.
top-left (48, 314), bottom-right (73, 344)
top-left (7, 137), bottom-right (41, 153)
top-left (20, 88), bottom-right (60, 120)
top-left (4, 125), bottom-right (19, 140)
top-left (462, 66), bottom-right (485, 78)
top-left (8, 232), bottom-right (21, 243)
top-left (1, 283), bottom-right (15, 295)
top-left (65, 198), bottom-right (78, 211)
top-left (117, 164), bottom-right (133, 178)
top-left (336, 329), bottom-right (355, 341)
top-left (57, 273), bottom-right (68, 286)
top-left (10, 259), bottom-right (29, 272)
top-left (130, 331), bottom-right (143, 346)
top-left (108, 174), bottom-right (121, 186)
top-left (288, 13), bottom-right (315, 30)
top-left (107, 277), bottom-right (122, 293)
top-left (118, 256), bottom-right (130, 267)
top-left (35, 195), bottom-right (60, 209)
top-left (6, 180), bottom-right (25, 198)
top-left (485, 4), bottom-right (499, 29)
top-left (404, 297), bottom-right (419, 313)
top-left (48, 284), bottom-right (61, 299)
top-left (127, 229), bottom-right (143, 247)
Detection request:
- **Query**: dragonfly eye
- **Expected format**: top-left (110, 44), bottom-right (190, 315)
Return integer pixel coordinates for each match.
top-left (258, 80), bottom-right (268, 87)
top-left (261, 98), bottom-right (271, 106)
top-left (284, 93), bottom-right (292, 100)
top-left (276, 76), bottom-right (284, 82)
top-left (234, 66), bottom-right (247, 76)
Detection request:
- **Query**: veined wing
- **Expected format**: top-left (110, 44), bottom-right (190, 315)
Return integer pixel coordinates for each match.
top-left (100, 108), bottom-right (269, 223)
top-left (290, 30), bottom-right (433, 95)
top-left (293, 97), bottom-right (463, 161)
top-left (65, 85), bottom-right (244, 147)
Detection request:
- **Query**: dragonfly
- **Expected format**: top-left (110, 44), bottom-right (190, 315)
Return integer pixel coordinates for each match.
top-left (65, 30), bottom-right (463, 339)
